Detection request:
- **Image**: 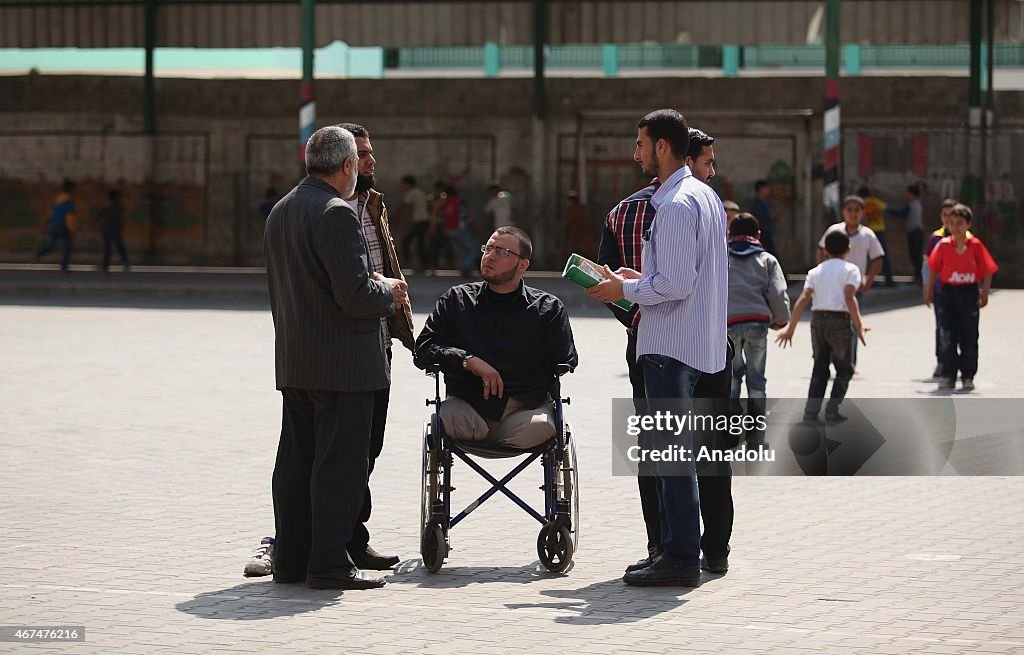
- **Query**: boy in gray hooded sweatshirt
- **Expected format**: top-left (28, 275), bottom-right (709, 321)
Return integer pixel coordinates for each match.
top-left (727, 213), bottom-right (791, 445)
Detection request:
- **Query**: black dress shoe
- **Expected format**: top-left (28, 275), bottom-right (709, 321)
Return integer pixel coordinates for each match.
top-left (622, 559), bottom-right (701, 587)
top-left (700, 556), bottom-right (729, 573)
top-left (349, 546), bottom-right (400, 570)
top-left (307, 570), bottom-right (386, 590)
top-left (624, 556), bottom-right (656, 573)
top-left (272, 572), bottom-right (306, 584)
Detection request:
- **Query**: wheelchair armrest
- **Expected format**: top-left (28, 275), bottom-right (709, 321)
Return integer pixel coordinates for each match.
top-left (555, 363), bottom-right (574, 377)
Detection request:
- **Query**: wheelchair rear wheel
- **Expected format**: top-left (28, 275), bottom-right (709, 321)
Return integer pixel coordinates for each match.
top-left (560, 421), bottom-right (580, 548)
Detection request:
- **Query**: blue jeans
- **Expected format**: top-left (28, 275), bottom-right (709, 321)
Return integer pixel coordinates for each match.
top-left (450, 228), bottom-right (479, 272)
top-left (37, 224), bottom-right (73, 270)
top-left (641, 354), bottom-right (701, 568)
top-left (728, 322), bottom-right (768, 442)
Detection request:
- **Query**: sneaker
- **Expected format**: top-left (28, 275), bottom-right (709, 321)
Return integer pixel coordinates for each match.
top-left (962, 378), bottom-right (975, 391)
top-left (937, 378), bottom-right (956, 390)
top-left (243, 536), bottom-right (275, 577)
top-left (824, 411), bottom-right (848, 424)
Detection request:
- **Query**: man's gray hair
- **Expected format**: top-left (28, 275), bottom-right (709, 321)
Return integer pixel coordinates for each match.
top-left (305, 125), bottom-right (356, 176)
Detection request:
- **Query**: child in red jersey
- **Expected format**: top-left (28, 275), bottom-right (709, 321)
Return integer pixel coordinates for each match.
top-left (924, 204), bottom-right (998, 391)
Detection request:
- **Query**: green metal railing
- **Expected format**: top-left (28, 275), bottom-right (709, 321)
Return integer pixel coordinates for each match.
top-left (390, 42), bottom-right (1024, 75)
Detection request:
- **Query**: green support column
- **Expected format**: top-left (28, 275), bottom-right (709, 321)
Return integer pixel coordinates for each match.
top-left (844, 44), bottom-right (862, 76)
top-left (143, 0), bottom-right (156, 135)
top-left (532, 0), bottom-right (547, 118)
top-left (300, 0), bottom-right (316, 170)
top-left (722, 44), bottom-right (740, 77)
top-left (484, 41), bottom-right (500, 77)
top-left (602, 43), bottom-right (618, 77)
top-left (985, 0), bottom-right (995, 114)
top-left (969, 0), bottom-right (982, 111)
top-left (822, 0), bottom-right (841, 220)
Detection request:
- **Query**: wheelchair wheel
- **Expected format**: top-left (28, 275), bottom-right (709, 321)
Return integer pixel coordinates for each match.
top-left (419, 421), bottom-right (432, 539)
top-left (421, 523), bottom-right (446, 573)
top-left (537, 522), bottom-right (574, 573)
top-left (560, 420), bottom-right (581, 548)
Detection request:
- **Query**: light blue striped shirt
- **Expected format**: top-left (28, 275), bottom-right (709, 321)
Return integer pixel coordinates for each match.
top-left (622, 166), bottom-right (728, 374)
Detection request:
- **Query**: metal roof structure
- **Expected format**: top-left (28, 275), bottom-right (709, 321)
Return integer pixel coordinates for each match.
top-left (0, 0), bottom-right (1021, 49)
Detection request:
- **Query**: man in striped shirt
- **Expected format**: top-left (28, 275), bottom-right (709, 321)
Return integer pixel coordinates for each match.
top-left (590, 110), bottom-right (728, 587)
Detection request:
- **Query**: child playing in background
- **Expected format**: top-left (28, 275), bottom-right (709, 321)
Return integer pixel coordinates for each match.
top-left (777, 228), bottom-right (868, 423)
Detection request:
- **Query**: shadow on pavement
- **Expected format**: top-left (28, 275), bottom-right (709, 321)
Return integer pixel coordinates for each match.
top-left (387, 558), bottom-right (563, 587)
top-left (175, 581), bottom-right (343, 620)
top-left (506, 577), bottom-right (703, 624)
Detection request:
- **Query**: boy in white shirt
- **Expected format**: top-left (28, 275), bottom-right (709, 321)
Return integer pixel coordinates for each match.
top-left (816, 194), bottom-right (882, 369)
top-left (777, 230), bottom-right (868, 423)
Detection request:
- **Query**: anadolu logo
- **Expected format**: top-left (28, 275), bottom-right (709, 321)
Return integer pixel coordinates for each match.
top-left (948, 272), bottom-right (976, 284)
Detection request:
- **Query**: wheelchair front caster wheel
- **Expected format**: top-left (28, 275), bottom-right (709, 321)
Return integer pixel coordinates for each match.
top-left (537, 522), bottom-right (573, 573)
top-left (421, 523), bottom-right (446, 573)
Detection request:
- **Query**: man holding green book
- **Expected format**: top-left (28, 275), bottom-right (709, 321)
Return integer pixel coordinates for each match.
top-left (588, 110), bottom-right (729, 587)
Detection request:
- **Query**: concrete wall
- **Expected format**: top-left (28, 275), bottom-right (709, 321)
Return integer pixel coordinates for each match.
top-left (1, 73), bottom-right (1021, 280)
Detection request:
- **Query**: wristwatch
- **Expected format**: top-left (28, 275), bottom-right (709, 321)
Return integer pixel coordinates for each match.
top-left (462, 354), bottom-right (475, 369)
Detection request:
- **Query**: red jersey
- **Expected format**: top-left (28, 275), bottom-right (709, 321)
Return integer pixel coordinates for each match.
top-left (927, 236), bottom-right (998, 286)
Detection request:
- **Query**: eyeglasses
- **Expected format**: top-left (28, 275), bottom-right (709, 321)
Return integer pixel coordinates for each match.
top-left (480, 244), bottom-right (523, 259)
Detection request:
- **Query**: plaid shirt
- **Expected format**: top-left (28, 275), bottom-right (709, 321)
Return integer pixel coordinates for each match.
top-left (356, 194), bottom-right (391, 347)
top-left (596, 181), bottom-right (660, 330)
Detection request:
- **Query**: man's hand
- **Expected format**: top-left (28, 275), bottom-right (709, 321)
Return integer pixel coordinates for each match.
top-left (465, 357), bottom-right (504, 400)
top-left (775, 327), bottom-right (795, 348)
top-left (374, 272), bottom-right (408, 308)
top-left (923, 286), bottom-right (933, 308)
top-left (586, 266), bottom-right (626, 303)
top-left (615, 267), bottom-right (642, 280)
top-left (855, 323), bottom-right (870, 346)
top-left (860, 278), bottom-right (874, 295)
top-left (978, 290), bottom-right (989, 308)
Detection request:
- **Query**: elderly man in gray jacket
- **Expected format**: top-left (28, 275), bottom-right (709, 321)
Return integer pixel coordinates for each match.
top-left (264, 125), bottom-right (407, 590)
top-left (726, 212), bottom-right (790, 447)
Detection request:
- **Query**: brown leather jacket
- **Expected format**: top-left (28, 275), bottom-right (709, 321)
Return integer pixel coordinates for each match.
top-left (364, 188), bottom-right (416, 351)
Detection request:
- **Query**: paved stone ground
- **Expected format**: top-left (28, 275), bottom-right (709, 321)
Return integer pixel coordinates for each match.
top-left (1, 281), bottom-right (1023, 654)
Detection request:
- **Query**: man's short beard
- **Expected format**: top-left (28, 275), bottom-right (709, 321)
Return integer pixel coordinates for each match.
top-left (355, 174), bottom-right (375, 194)
top-left (482, 266), bottom-right (517, 286)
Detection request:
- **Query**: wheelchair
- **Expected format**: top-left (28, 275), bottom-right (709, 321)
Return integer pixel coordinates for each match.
top-left (419, 364), bottom-right (579, 573)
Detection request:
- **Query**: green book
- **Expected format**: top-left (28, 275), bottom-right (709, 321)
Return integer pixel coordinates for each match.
top-left (562, 253), bottom-right (635, 312)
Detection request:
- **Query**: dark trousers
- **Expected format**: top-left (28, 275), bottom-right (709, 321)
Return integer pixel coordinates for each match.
top-left (402, 222), bottom-right (431, 269)
top-left (37, 224), bottom-right (73, 270)
top-left (347, 349), bottom-right (392, 554)
top-left (875, 231), bottom-right (893, 284)
top-left (806, 313), bottom-right (854, 416)
top-left (907, 228), bottom-right (925, 281)
top-left (101, 229), bottom-right (129, 270)
top-left (627, 331), bottom-right (734, 562)
top-left (938, 284), bottom-right (980, 381)
top-left (933, 288), bottom-right (943, 361)
top-left (429, 229), bottom-right (455, 270)
top-left (273, 387), bottom-right (375, 580)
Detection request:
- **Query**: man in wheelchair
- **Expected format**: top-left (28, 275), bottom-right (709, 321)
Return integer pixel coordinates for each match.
top-left (414, 226), bottom-right (578, 449)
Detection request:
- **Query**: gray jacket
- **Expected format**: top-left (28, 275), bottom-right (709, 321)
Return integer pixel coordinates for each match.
top-left (265, 176), bottom-right (396, 392)
top-left (727, 237), bottom-right (791, 326)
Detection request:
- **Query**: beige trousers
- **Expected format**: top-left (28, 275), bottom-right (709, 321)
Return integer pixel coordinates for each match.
top-left (438, 396), bottom-right (556, 449)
